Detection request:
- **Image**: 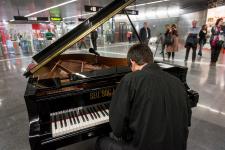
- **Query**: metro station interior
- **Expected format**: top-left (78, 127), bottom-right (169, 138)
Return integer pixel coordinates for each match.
top-left (0, 0), bottom-right (225, 150)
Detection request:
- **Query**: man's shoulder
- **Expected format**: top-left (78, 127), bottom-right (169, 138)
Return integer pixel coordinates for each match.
top-left (140, 27), bottom-right (145, 31)
top-left (122, 71), bottom-right (143, 81)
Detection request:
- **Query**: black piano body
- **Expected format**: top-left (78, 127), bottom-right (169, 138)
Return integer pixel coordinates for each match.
top-left (24, 54), bottom-right (198, 150)
top-left (25, 54), bottom-right (130, 150)
top-left (23, 0), bottom-right (199, 150)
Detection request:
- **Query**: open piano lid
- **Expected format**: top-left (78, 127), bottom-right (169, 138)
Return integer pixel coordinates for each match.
top-left (24, 0), bottom-right (135, 77)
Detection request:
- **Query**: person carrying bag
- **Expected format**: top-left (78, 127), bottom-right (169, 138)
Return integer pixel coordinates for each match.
top-left (184, 20), bottom-right (200, 62)
top-left (210, 18), bottom-right (224, 65)
top-left (165, 24), bottom-right (179, 60)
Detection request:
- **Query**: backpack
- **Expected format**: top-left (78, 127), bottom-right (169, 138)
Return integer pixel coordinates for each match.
top-left (164, 34), bottom-right (174, 45)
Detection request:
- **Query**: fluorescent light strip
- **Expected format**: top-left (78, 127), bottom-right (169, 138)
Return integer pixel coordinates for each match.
top-left (63, 12), bottom-right (95, 20)
top-left (25, 0), bottom-right (78, 17)
top-left (128, 0), bottom-right (170, 8)
top-left (62, 0), bottom-right (170, 20)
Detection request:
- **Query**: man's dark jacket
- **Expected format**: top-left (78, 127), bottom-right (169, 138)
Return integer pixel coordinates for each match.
top-left (110, 63), bottom-right (190, 150)
top-left (139, 27), bottom-right (151, 42)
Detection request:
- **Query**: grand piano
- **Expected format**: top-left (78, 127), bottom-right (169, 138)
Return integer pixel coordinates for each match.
top-left (24, 0), bottom-right (199, 150)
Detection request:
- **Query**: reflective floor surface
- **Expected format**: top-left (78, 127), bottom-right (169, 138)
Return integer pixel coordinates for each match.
top-left (0, 42), bottom-right (225, 150)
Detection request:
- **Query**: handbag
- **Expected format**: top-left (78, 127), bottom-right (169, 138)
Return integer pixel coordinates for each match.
top-left (211, 36), bottom-right (219, 47)
top-left (164, 34), bottom-right (174, 45)
top-left (185, 34), bottom-right (198, 46)
top-left (211, 26), bottom-right (225, 47)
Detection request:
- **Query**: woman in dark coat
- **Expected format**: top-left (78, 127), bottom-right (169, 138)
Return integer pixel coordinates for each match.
top-left (166, 24), bottom-right (179, 60)
top-left (198, 25), bottom-right (208, 56)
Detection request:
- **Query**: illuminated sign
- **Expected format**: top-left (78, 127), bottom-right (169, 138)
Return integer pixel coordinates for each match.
top-left (85, 5), bottom-right (102, 12)
top-left (50, 17), bottom-right (63, 21)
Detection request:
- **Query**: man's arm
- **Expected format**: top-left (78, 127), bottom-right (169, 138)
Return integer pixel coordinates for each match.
top-left (139, 28), bottom-right (143, 41)
top-left (148, 28), bottom-right (151, 39)
top-left (109, 76), bottom-right (134, 138)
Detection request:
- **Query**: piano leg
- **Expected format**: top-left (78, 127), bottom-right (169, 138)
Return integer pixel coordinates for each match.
top-left (29, 136), bottom-right (42, 150)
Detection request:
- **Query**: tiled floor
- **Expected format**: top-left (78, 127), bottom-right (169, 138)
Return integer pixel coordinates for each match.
top-left (0, 42), bottom-right (225, 150)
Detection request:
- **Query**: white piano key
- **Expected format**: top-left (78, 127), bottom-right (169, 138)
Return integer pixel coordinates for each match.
top-left (51, 113), bottom-right (56, 137)
top-left (51, 103), bottom-right (110, 137)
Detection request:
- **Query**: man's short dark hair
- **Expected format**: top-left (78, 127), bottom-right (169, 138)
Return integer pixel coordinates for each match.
top-left (127, 44), bottom-right (153, 67)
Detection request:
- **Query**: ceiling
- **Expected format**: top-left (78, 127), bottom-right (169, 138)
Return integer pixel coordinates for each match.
top-left (0, 0), bottom-right (208, 21)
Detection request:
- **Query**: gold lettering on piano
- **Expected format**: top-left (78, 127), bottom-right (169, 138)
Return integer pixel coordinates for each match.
top-left (90, 88), bottom-right (115, 100)
top-left (90, 91), bottom-right (100, 100)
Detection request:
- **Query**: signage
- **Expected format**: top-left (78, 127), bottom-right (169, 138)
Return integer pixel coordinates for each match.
top-left (50, 17), bottom-right (62, 21)
top-left (12, 16), bottom-right (49, 24)
top-left (37, 17), bottom-right (49, 21)
top-left (85, 5), bottom-right (102, 12)
top-left (206, 5), bottom-right (225, 27)
top-left (28, 17), bottom-right (37, 21)
top-left (14, 16), bottom-right (28, 21)
top-left (120, 9), bottom-right (139, 15)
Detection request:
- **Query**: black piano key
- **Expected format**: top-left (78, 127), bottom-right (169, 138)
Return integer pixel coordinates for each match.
top-left (87, 107), bottom-right (94, 120)
top-left (89, 107), bottom-right (98, 119)
top-left (79, 110), bottom-right (85, 122)
top-left (71, 111), bottom-right (76, 124)
top-left (74, 111), bottom-right (80, 123)
top-left (101, 105), bottom-right (109, 116)
top-left (67, 111), bottom-right (73, 125)
top-left (54, 115), bottom-right (57, 129)
top-left (97, 105), bottom-right (106, 117)
top-left (82, 109), bottom-right (89, 121)
top-left (93, 107), bottom-right (101, 118)
top-left (63, 113), bottom-right (67, 127)
top-left (59, 113), bottom-right (63, 128)
top-left (104, 103), bottom-right (110, 109)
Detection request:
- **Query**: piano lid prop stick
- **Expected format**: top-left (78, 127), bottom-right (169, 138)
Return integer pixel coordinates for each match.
top-left (124, 9), bottom-right (142, 44)
top-left (81, 62), bottom-right (84, 72)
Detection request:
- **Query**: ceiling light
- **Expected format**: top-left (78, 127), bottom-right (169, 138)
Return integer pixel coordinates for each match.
top-left (128, 0), bottom-right (170, 8)
top-left (63, 12), bottom-right (95, 20)
top-left (2, 20), bottom-right (8, 25)
top-left (25, 0), bottom-right (78, 17)
top-left (62, 0), bottom-right (170, 20)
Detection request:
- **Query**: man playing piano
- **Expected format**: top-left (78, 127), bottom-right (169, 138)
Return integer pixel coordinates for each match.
top-left (96, 44), bottom-right (190, 150)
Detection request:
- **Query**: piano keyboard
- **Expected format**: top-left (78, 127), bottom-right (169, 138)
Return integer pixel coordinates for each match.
top-left (50, 102), bottom-right (110, 137)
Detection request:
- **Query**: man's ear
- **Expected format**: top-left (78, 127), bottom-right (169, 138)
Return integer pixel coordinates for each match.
top-left (130, 59), bottom-right (135, 65)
